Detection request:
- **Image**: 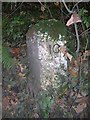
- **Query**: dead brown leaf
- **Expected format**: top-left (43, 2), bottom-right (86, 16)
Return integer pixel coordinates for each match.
top-left (73, 103), bottom-right (87, 113)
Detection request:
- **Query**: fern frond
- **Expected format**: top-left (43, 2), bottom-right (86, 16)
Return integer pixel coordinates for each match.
top-left (2, 46), bottom-right (14, 69)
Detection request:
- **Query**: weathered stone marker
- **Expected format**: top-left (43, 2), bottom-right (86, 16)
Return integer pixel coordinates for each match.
top-left (26, 20), bottom-right (67, 98)
top-left (26, 26), bottom-right (41, 99)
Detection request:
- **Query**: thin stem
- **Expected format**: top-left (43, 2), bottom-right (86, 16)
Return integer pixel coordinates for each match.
top-left (38, 0), bottom-right (53, 18)
top-left (8, 2), bottom-right (24, 18)
top-left (79, 28), bottom-right (90, 36)
top-left (61, 0), bottom-right (73, 14)
top-left (72, 0), bottom-right (83, 12)
top-left (74, 23), bottom-right (80, 53)
top-left (62, 0), bottom-right (80, 53)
